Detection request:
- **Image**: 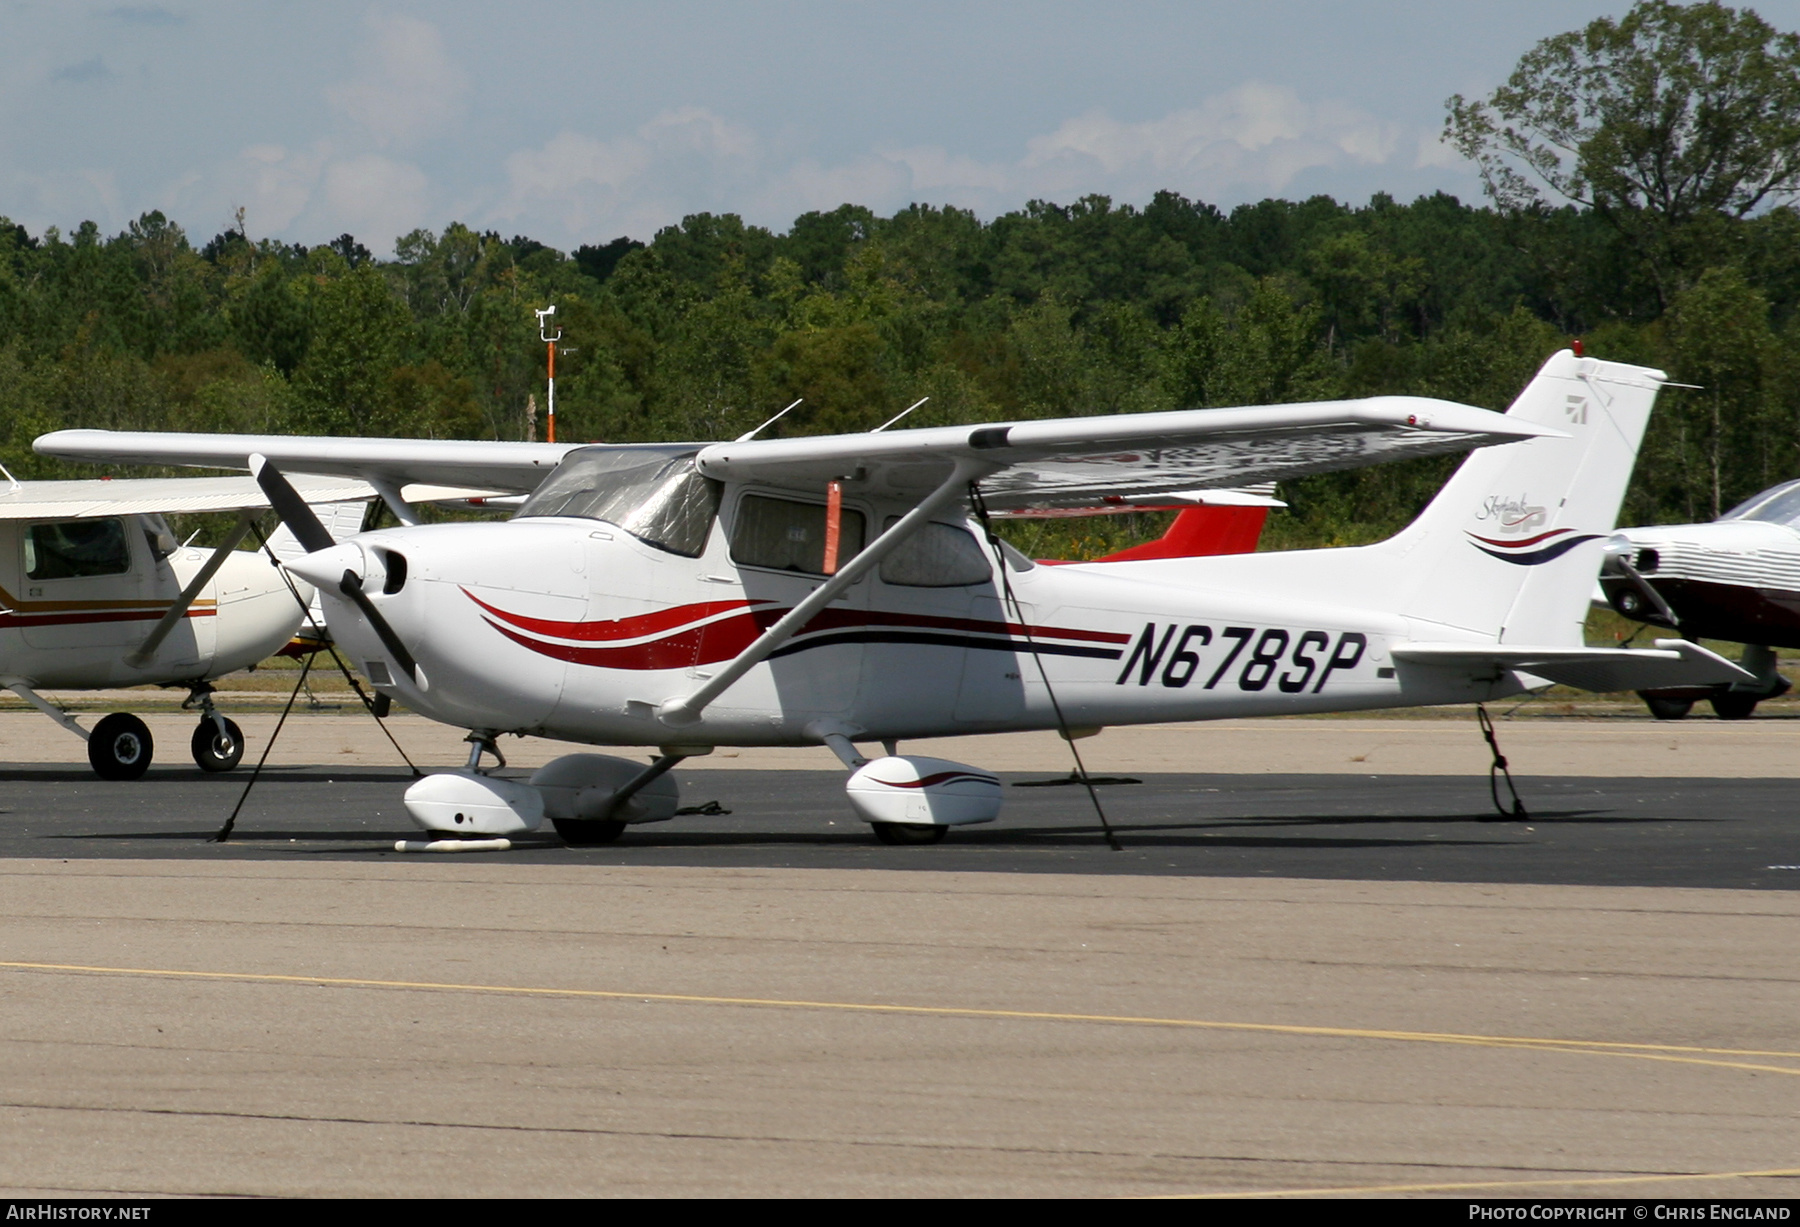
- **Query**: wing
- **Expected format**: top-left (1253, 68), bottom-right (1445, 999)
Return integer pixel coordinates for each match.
top-left (37, 394), bottom-right (1550, 511)
top-left (693, 396), bottom-right (1560, 510)
top-left (33, 431), bottom-right (582, 494)
top-left (0, 474), bottom-right (378, 519)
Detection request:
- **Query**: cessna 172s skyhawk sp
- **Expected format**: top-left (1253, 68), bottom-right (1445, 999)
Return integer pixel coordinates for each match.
top-left (1599, 477), bottom-right (1800, 719)
top-left (0, 470), bottom-right (376, 778)
top-left (37, 350), bottom-right (1748, 843)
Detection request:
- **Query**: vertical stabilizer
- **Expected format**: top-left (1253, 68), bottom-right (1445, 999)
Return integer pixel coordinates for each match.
top-left (1381, 350), bottom-right (1664, 644)
top-left (1096, 504), bottom-right (1270, 562)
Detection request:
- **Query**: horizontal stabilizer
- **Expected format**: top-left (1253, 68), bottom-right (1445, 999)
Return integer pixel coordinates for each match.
top-left (1392, 640), bottom-right (1751, 693)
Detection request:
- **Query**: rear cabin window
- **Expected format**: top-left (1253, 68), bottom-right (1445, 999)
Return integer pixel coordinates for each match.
top-left (730, 495), bottom-right (866, 575)
top-left (878, 520), bottom-right (992, 587)
top-left (25, 519), bottom-right (133, 580)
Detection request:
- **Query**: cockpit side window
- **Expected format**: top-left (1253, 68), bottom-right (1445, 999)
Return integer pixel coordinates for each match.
top-left (514, 446), bottom-right (722, 557)
top-left (25, 518), bottom-right (133, 580)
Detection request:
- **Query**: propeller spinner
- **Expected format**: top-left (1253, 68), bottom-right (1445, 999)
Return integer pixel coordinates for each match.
top-left (250, 453), bottom-right (420, 683)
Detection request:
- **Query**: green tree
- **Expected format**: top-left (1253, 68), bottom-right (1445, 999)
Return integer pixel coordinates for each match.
top-left (1655, 266), bottom-right (1784, 518)
top-left (1445, 1), bottom-right (1800, 302)
top-left (291, 256), bottom-right (413, 435)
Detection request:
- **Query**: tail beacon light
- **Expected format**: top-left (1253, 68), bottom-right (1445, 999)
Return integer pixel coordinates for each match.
top-left (845, 756), bottom-right (1003, 827)
top-left (403, 771), bottom-right (545, 836)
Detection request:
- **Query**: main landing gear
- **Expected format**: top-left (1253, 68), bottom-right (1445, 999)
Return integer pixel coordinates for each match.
top-left (871, 822), bottom-right (949, 846)
top-left (1638, 644), bottom-right (1790, 721)
top-left (1, 678), bottom-right (249, 779)
top-left (183, 684), bottom-right (244, 772)
top-left (829, 732), bottom-right (1001, 845)
top-left (88, 712), bottom-right (153, 780)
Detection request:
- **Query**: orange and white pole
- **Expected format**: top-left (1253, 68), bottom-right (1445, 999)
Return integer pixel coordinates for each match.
top-left (535, 305), bottom-right (561, 443)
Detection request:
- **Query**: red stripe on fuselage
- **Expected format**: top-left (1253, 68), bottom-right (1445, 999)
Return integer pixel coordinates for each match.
top-left (462, 590), bottom-right (770, 641)
top-left (484, 611), bottom-right (764, 670)
top-left (478, 586), bottom-right (1123, 665)
top-left (465, 588), bottom-right (1129, 648)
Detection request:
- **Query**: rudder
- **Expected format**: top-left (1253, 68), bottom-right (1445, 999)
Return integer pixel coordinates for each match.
top-left (1379, 350), bottom-right (1665, 644)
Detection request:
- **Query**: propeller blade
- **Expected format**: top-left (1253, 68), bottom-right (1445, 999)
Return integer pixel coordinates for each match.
top-left (250, 453), bottom-right (335, 553)
top-left (338, 568), bottom-right (419, 682)
top-left (252, 453), bottom-right (420, 684)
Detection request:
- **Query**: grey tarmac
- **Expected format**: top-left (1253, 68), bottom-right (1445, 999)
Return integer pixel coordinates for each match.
top-left (1, 712), bottom-right (1797, 1198)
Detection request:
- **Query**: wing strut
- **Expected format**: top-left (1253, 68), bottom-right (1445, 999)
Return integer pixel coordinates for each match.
top-left (659, 458), bottom-right (997, 726)
top-left (124, 509), bottom-right (258, 668)
top-left (368, 476), bottom-right (421, 526)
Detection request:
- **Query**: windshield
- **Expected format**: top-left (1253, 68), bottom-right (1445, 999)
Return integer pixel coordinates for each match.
top-left (1720, 480), bottom-right (1800, 527)
top-left (515, 446), bottom-right (721, 557)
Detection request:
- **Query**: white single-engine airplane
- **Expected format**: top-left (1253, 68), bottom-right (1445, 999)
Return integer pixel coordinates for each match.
top-left (37, 350), bottom-right (1748, 843)
top-left (0, 469), bottom-right (379, 778)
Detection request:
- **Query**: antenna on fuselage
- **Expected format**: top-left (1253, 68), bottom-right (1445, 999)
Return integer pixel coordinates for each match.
top-left (871, 397), bottom-right (929, 432)
top-left (736, 398), bottom-right (803, 443)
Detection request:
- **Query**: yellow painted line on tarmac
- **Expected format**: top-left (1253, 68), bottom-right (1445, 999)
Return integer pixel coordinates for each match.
top-left (4, 959), bottom-right (1800, 1078)
top-left (1158, 1164), bottom-right (1800, 1199)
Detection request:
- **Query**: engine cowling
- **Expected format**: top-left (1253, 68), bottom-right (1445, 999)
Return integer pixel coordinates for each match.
top-left (845, 755), bottom-right (1002, 827)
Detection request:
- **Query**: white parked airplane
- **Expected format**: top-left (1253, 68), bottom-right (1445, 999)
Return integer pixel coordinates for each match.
top-left (1597, 478), bottom-right (1800, 719)
top-left (37, 350), bottom-right (1748, 842)
top-left (0, 470), bottom-right (376, 778)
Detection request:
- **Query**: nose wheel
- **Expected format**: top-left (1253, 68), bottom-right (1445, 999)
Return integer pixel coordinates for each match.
top-left (88, 713), bottom-right (154, 780)
top-left (191, 717), bottom-right (245, 772)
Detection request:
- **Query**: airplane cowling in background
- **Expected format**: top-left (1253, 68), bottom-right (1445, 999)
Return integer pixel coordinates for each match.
top-left (207, 547), bottom-right (316, 677)
top-left (1601, 478), bottom-right (1800, 718)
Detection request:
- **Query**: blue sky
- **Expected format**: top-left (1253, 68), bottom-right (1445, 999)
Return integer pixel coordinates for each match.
top-left (6, 1), bottom-right (1799, 254)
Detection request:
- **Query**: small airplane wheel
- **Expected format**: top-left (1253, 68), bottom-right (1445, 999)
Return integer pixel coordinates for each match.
top-left (1639, 693), bottom-right (1692, 721)
top-left (88, 713), bottom-right (153, 781)
top-left (552, 817), bottom-right (627, 846)
top-left (191, 718), bottom-right (245, 772)
top-left (1711, 693), bottom-right (1760, 720)
top-left (871, 822), bottom-right (948, 846)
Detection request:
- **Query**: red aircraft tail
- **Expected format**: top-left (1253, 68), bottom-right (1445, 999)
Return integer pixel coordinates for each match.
top-left (1092, 504), bottom-right (1269, 562)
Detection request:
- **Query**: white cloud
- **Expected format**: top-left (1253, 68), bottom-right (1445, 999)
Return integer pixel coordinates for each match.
top-left (156, 141), bottom-right (327, 242)
top-left (154, 142), bottom-right (435, 254)
top-left (236, 142), bottom-right (331, 234)
top-left (493, 107), bottom-right (765, 240)
top-left (318, 154), bottom-right (430, 245)
top-left (490, 84), bottom-right (1422, 245)
top-left (1019, 85), bottom-right (1399, 199)
top-left (4, 168), bottom-right (123, 232)
top-left (640, 106), bottom-right (760, 163)
top-left (325, 13), bottom-right (468, 148)
top-left (1414, 129), bottom-right (1466, 171)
